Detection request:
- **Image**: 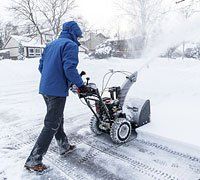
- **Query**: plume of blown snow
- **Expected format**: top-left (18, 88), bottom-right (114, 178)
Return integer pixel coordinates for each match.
top-left (143, 12), bottom-right (200, 60)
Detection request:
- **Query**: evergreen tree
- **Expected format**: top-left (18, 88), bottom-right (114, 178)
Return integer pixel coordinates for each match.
top-left (18, 42), bottom-right (25, 60)
top-left (0, 36), bottom-right (3, 50)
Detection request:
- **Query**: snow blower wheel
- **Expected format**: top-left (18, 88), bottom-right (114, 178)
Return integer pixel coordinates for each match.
top-left (90, 115), bottom-right (102, 135)
top-left (110, 118), bottom-right (132, 143)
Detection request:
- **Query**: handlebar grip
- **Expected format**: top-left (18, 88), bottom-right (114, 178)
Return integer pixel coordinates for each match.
top-left (70, 71), bottom-right (86, 88)
top-left (80, 71), bottom-right (86, 76)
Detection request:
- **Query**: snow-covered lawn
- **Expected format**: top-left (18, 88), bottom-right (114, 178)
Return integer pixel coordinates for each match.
top-left (0, 55), bottom-right (200, 179)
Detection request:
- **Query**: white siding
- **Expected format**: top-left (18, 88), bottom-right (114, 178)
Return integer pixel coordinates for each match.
top-left (4, 38), bottom-right (20, 58)
top-left (5, 38), bottom-right (19, 49)
top-left (9, 48), bottom-right (19, 57)
top-left (24, 47), bottom-right (27, 57)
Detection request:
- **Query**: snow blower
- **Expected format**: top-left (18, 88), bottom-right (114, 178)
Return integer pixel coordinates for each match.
top-left (75, 70), bottom-right (150, 144)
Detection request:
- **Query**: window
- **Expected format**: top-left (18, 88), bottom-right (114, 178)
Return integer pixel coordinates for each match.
top-left (28, 48), bottom-right (42, 57)
top-left (28, 48), bottom-right (34, 57)
top-left (35, 48), bottom-right (41, 56)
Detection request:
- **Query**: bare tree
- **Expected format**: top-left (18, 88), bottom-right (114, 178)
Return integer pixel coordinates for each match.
top-left (10, 0), bottom-right (77, 43)
top-left (10, 0), bottom-right (44, 43)
top-left (176, 0), bottom-right (200, 18)
top-left (3, 22), bottom-right (19, 42)
top-left (115, 0), bottom-right (168, 46)
top-left (38, 0), bottom-right (76, 39)
top-left (175, 0), bottom-right (200, 59)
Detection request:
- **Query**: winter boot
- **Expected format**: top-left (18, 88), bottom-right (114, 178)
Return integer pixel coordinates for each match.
top-left (24, 163), bottom-right (48, 172)
top-left (60, 145), bottom-right (76, 156)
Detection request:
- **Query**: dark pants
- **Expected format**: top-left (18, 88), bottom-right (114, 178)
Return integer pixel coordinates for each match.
top-left (25, 95), bottom-right (69, 166)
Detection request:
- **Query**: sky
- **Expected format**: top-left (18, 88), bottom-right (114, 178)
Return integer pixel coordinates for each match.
top-left (0, 0), bottom-right (199, 36)
top-left (0, 0), bottom-right (130, 36)
top-left (0, 0), bottom-right (12, 21)
top-left (76, 0), bottom-right (116, 29)
top-left (0, 0), bottom-right (117, 28)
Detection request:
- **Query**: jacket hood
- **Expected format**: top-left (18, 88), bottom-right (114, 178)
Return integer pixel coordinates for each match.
top-left (59, 21), bottom-right (82, 46)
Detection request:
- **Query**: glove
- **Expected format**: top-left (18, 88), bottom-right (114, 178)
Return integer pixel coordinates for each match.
top-left (70, 84), bottom-right (78, 93)
top-left (78, 85), bottom-right (90, 94)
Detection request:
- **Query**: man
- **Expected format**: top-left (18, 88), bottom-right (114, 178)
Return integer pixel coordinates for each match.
top-left (24, 21), bottom-right (88, 172)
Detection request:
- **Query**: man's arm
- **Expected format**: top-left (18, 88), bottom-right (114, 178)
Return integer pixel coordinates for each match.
top-left (62, 43), bottom-right (84, 88)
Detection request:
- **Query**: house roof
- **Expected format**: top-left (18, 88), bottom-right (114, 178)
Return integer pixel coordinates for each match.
top-left (0, 49), bottom-right (10, 53)
top-left (81, 32), bottom-right (109, 42)
top-left (4, 35), bottom-right (45, 48)
top-left (106, 36), bottom-right (144, 42)
top-left (79, 45), bottom-right (89, 52)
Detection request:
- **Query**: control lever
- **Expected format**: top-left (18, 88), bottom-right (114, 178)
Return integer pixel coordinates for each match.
top-left (86, 77), bottom-right (90, 85)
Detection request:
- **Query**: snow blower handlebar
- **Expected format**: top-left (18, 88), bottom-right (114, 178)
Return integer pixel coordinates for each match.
top-left (70, 71), bottom-right (99, 98)
top-left (75, 70), bottom-right (138, 104)
top-left (80, 71), bottom-right (86, 76)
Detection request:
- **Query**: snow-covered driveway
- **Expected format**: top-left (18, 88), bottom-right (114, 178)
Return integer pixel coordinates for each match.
top-left (0, 56), bottom-right (200, 179)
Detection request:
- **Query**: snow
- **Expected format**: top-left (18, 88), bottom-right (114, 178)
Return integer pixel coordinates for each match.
top-left (130, 58), bottom-right (200, 147)
top-left (95, 46), bottom-right (112, 55)
top-left (0, 55), bottom-right (200, 179)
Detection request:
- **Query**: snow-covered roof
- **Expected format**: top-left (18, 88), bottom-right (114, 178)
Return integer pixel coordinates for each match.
top-left (106, 36), bottom-right (144, 42)
top-left (40, 28), bottom-right (54, 35)
top-left (81, 32), bottom-right (108, 42)
top-left (10, 35), bottom-right (45, 48)
top-left (0, 49), bottom-right (10, 53)
top-left (79, 45), bottom-right (89, 52)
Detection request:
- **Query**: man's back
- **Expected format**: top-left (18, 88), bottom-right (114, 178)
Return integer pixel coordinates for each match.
top-left (39, 35), bottom-right (83, 97)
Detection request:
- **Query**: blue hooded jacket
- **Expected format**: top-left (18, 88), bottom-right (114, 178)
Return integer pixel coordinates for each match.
top-left (38, 21), bottom-right (84, 97)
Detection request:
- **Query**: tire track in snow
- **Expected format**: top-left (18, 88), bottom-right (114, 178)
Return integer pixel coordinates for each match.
top-left (82, 136), bottom-right (179, 180)
top-left (0, 113), bottom-right (89, 140)
top-left (46, 145), bottom-right (122, 180)
top-left (134, 138), bottom-right (200, 164)
top-left (2, 128), bottom-right (182, 180)
top-left (1, 113), bottom-right (200, 179)
top-left (88, 134), bottom-right (200, 180)
top-left (0, 122), bottom-right (149, 180)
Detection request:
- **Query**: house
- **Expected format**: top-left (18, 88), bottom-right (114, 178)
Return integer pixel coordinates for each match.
top-left (2, 35), bottom-right (45, 60)
top-left (93, 36), bottom-right (145, 59)
top-left (81, 32), bottom-right (109, 51)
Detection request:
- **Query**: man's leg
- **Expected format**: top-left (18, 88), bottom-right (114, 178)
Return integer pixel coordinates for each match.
top-left (54, 116), bottom-right (70, 155)
top-left (25, 95), bottom-right (66, 167)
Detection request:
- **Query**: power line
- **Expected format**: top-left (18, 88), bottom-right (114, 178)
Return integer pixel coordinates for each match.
top-left (176, 0), bottom-right (186, 4)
